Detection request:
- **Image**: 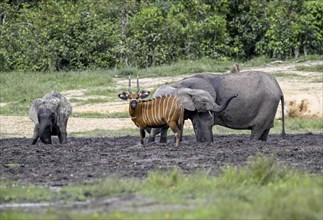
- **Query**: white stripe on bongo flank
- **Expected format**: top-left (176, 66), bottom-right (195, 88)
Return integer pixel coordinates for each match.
top-left (168, 97), bottom-right (175, 122)
top-left (143, 102), bottom-right (148, 124)
top-left (154, 98), bottom-right (158, 124)
top-left (158, 97), bottom-right (161, 122)
top-left (137, 96), bottom-right (182, 127)
top-left (160, 97), bottom-right (165, 122)
top-left (147, 101), bottom-right (152, 125)
top-left (164, 96), bottom-right (169, 121)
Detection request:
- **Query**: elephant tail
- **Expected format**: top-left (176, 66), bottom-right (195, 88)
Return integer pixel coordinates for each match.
top-left (281, 95), bottom-right (286, 139)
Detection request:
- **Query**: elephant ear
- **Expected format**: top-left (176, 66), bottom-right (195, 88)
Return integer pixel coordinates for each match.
top-left (56, 95), bottom-right (72, 127)
top-left (28, 98), bottom-right (44, 124)
top-left (176, 88), bottom-right (216, 112)
top-left (174, 88), bottom-right (195, 111)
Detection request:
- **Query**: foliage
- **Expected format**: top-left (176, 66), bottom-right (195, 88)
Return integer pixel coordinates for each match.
top-left (256, 0), bottom-right (323, 59)
top-left (0, 0), bottom-right (322, 71)
top-left (1, 155), bottom-right (322, 219)
top-left (296, 64), bottom-right (323, 72)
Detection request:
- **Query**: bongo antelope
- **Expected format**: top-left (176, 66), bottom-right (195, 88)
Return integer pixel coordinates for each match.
top-left (118, 76), bottom-right (184, 147)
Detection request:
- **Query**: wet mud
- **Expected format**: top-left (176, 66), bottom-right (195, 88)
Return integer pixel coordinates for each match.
top-left (1, 134), bottom-right (322, 186)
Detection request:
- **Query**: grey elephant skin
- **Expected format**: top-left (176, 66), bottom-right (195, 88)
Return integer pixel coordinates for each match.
top-left (149, 71), bottom-right (285, 142)
top-left (29, 92), bottom-right (72, 144)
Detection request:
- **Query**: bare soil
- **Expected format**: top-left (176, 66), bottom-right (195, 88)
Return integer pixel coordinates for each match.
top-left (1, 134), bottom-right (322, 187)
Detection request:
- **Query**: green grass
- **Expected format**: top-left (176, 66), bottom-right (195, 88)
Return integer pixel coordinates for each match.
top-left (242, 55), bottom-right (273, 67)
top-left (72, 111), bottom-right (129, 119)
top-left (1, 155), bottom-right (322, 219)
top-left (214, 117), bottom-right (322, 135)
top-left (296, 64), bottom-right (323, 72)
top-left (272, 72), bottom-right (304, 79)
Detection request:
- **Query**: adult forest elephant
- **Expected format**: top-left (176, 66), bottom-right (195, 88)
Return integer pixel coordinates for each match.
top-left (29, 92), bottom-right (72, 144)
top-left (148, 71), bottom-right (285, 142)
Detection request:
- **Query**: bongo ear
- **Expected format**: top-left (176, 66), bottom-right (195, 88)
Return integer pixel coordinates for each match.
top-left (139, 90), bottom-right (150, 99)
top-left (118, 92), bottom-right (129, 100)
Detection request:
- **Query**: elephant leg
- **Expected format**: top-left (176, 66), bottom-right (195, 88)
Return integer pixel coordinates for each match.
top-left (147, 128), bottom-right (160, 143)
top-left (251, 118), bottom-right (274, 141)
top-left (160, 127), bottom-right (169, 143)
top-left (250, 125), bottom-right (268, 141)
top-left (260, 129), bottom-right (270, 141)
top-left (31, 125), bottom-right (39, 145)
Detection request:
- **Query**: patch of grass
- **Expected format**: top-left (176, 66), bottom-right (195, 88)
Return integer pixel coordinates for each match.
top-left (272, 72), bottom-right (303, 78)
top-left (0, 181), bottom-right (55, 203)
top-left (4, 163), bottom-right (23, 169)
top-left (1, 155), bottom-right (322, 219)
top-left (283, 54), bottom-right (323, 64)
top-left (213, 118), bottom-right (322, 136)
top-left (280, 117), bottom-right (323, 133)
top-left (137, 58), bottom-right (232, 78)
top-left (72, 112), bottom-right (129, 118)
top-left (243, 55), bottom-right (273, 67)
top-left (77, 98), bottom-right (109, 105)
top-left (296, 64), bottom-right (323, 72)
top-left (84, 87), bottom-right (119, 97)
top-left (311, 76), bottom-right (323, 83)
top-left (294, 54), bottom-right (323, 62)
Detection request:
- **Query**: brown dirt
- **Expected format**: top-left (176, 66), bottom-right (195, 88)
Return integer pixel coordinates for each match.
top-left (1, 134), bottom-right (322, 187)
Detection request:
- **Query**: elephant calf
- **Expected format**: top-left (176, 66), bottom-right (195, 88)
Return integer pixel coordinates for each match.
top-left (29, 92), bottom-right (72, 144)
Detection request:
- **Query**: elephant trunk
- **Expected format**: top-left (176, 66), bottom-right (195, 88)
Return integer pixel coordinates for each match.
top-left (213, 94), bottom-right (238, 113)
top-left (39, 122), bottom-right (52, 144)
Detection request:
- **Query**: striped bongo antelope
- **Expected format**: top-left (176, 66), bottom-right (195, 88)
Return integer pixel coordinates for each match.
top-left (118, 76), bottom-right (184, 147)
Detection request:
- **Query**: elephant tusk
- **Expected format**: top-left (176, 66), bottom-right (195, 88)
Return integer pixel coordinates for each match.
top-left (208, 111), bottom-right (213, 117)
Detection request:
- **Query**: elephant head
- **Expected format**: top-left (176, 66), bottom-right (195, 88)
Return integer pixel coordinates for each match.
top-left (175, 88), bottom-right (236, 113)
top-left (176, 88), bottom-right (237, 142)
top-left (29, 92), bottom-right (72, 144)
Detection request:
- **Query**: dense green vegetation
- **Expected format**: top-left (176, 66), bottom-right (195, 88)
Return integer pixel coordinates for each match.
top-left (0, 0), bottom-right (322, 71)
top-left (1, 155), bottom-right (322, 219)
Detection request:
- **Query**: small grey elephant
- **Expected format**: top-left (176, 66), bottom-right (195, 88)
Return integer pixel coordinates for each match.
top-left (29, 92), bottom-right (72, 144)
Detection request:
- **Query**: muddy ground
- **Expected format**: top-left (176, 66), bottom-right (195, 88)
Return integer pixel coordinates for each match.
top-left (1, 133), bottom-right (322, 187)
